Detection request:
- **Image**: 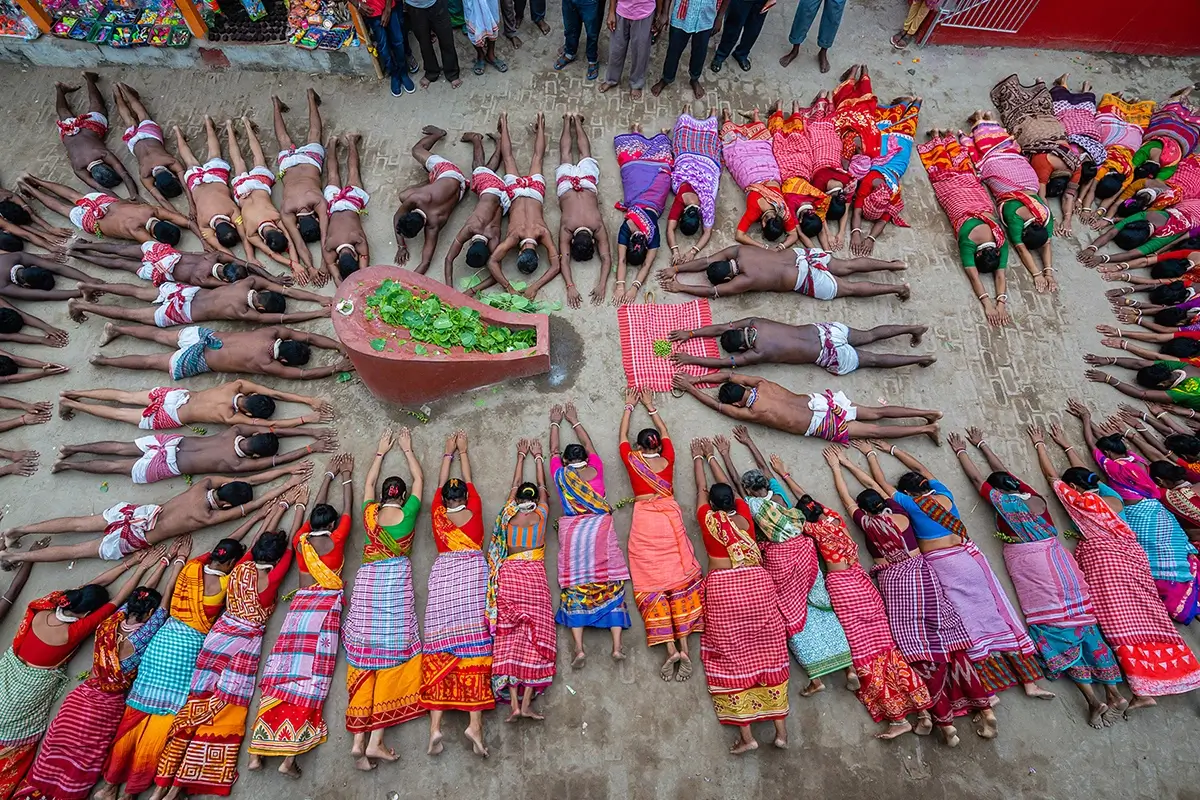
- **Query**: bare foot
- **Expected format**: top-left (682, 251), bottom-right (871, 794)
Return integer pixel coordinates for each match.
top-left (520, 706), bottom-right (545, 721)
top-left (1109, 694), bottom-right (1129, 714)
top-left (465, 726), bottom-right (489, 757)
top-left (818, 48), bottom-right (830, 73)
top-left (926, 424), bottom-right (942, 445)
top-left (1088, 703), bottom-right (1109, 729)
top-left (598, 81), bottom-right (616, 93)
top-left (422, 125), bottom-right (447, 137)
top-left (939, 725), bottom-right (960, 747)
top-left (973, 712), bottom-right (998, 739)
top-left (651, 80), bottom-right (667, 97)
top-left (58, 402), bottom-right (75, 421)
top-left (92, 784), bottom-right (118, 800)
top-left (918, 356), bottom-right (937, 367)
top-left (924, 411), bottom-right (944, 423)
top-left (278, 761), bottom-right (301, 780)
top-left (506, 707), bottom-right (521, 723)
top-left (845, 671), bottom-right (861, 692)
top-left (631, 88), bottom-right (642, 100)
top-left (67, 300), bottom-right (86, 323)
top-left (676, 655), bottom-right (693, 682)
top-left (897, 284), bottom-right (912, 301)
top-left (571, 650), bottom-right (586, 669)
top-left (535, 19), bottom-right (550, 33)
top-left (451, 79), bottom-right (463, 88)
top-left (364, 744), bottom-right (398, 762)
top-left (461, 131), bottom-right (483, 143)
top-left (247, 755), bottom-right (263, 771)
top-left (420, 77), bottom-right (431, 90)
top-left (427, 731), bottom-right (444, 756)
top-left (799, 679), bottom-right (825, 697)
top-left (660, 652), bottom-right (680, 681)
top-left (914, 714), bottom-right (933, 736)
top-left (350, 738), bottom-right (365, 758)
top-left (1023, 684), bottom-right (1056, 700)
top-left (773, 735), bottom-right (788, 749)
top-left (98, 322), bottom-right (121, 347)
top-left (1125, 696), bottom-right (1156, 717)
top-left (690, 79), bottom-right (705, 100)
top-left (779, 47), bottom-right (799, 68)
top-left (876, 721), bottom-right (912, 740)
top-left (507, 34), bottom-right (523, 48)
top-left (354, 757), bottom-right (376, 771)
top-left (611, 647), bottom-right (626, 661)
top-left (730, 737), bottom-right (758, 755)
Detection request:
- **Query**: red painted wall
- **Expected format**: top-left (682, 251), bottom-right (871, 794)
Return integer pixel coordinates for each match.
top-left (928, 0), bottom-right (1200, 57)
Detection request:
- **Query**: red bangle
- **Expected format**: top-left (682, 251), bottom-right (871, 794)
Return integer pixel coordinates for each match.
top-left (305, 445), bottom-right (312, 453)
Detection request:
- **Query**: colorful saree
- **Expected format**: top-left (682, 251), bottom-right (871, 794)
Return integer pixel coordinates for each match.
top-left (1055, 481), bottom-right (1200, 696)
top-left (489, 503), bottom-right (556, 700)
top-left (626, 456), bottom-right (703, 646)
top-left (720, 119), bottom-right (781, 191)
top-left (747, 495), bottom-right (852, 678)
top-left (154, 563), bottom-right (277, 796)
top-left (699, 508), bottom-right (789, 725)
top-left (671, 114), bottom-right (721, 229)
top-left (918, 134), bottom-right (1006, 251)
top-left (18, 608), bottom-right (165, 800)
top-left (552, 462), bottom-right (631, 630)
top-left (990, 74), bottom-right (1069, 155)
top-left (344, 500), bottom-right (424, 731)
top-left (248, 535), bottom-right (344, 757)
top-left (989, 489), bottom-right (1121, 684)
top-left (808, 513), bottom-right (930, 722)
top-left (102, 558), bottom-right (221, 795)
top-left (614, 132), bottom-right (672, 244)
top-left (421, 492), bottom-right (493, 712)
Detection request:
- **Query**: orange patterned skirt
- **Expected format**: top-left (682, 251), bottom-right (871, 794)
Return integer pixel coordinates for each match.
top-left (345, 659), bottom-right (425, 732)
top-left (420, 654), bottom-right (495, 711)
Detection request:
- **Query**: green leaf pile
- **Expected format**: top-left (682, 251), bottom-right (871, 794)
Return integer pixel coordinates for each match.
top-left (365, 280), bottom-right (537, 355)
top-left (477, 292), bottom-right (562, 314)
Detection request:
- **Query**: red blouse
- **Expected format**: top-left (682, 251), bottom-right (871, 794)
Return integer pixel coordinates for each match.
top-left (621, 438), bottom-right (676, 496)
top-left (697, 499), bottom-right (754, 558)
top-left (432, 483), bottom-right (485, 553)
top-left (237, 547), bottom-right (293, 607)
top-left (667, 183), bottom-right (696, 221)
top-left (293, 514), bottom-right (351, 576)
top-left (16, 602), bottom-right (117, 669)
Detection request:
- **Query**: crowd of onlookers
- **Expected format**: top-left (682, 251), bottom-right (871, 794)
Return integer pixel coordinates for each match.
top-left (352, 0), bottom-right (852, 99)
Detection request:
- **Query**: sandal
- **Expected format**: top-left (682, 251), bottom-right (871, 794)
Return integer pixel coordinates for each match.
top-left (489, 56), bottom-right (508, 72)
top-left (587, 62), bottom-right (599, 80)
top-left (891, 32), bottom-right (910, 49)
top-left (473, 58), bottom-right (486, 75)
top-left (554, 54), bottom-right (575, 70)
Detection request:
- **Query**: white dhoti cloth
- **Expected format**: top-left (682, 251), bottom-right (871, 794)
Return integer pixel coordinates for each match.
top-left (139, 387), bottom-right (191, 430)
top-left (426, 155), bottom-right (467, 200)
top-left (122, 119), bottom-right (164, 153)
top-left (137, 241), bottom-right (181, 286)
top-left (813, 322), bottom-right (859, 375)
top-left (184, 158), bottom-right (231, 192)
top-left (504, 172), bottom-right (547, 203)
top-left (555, 157), bottom-right (600, 197)
top-left (232, 166), bottom-right (276, 203)
top-left (471, 166), bottom-right (511, 213)
top-left (804, 390), bottom-right (858, 437)
top-left (792, 247), bottom-right (838, 300)
top-left (130, 434), bottom-right (183, 484)
top-left (323, 184), bottom-right (370, 214)
top-left (277, 142), bottom-right (325, 177)
top-left (98, 502), bottom-right (162, 560)
top-left (152, 282), bottom-right (200, 327)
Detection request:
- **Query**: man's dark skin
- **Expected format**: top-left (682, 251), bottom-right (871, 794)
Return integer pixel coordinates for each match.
top-left (0, 182), bottom-right (71, 243)
top-left (175, 117), bottom-right (241, 257)
top-left (443, 130), bottom-right (505, 287)
top-left (54, 72), bottom-right (139, 199)
top-left (553, 113), bottom-right (611, 308)
top-left (667, 316), bottom-right (934, 370)
top-left (91, 323), bottom-right (352, 380)
top-left (471, 112), bottom-right (559, 298)
top-left (66, 240), bottom-right (284, 287)
top-left (672, 370), bottom-right (942, 442)
top-left (0, 297), bottom-right (68, 347)
top-left (18, 175), bottom-right (191, 244)
top-left (274, 89), bottom-right (329, 283)
top-left (111, 83), bottom-right (188, 211)
top-left (394, 126), bottom-right (465, 273)
top-left (67, 275), bottom-right (331, 326)
top-left (0, 251), bottom-right (95, 301)
top-left (657, 243), bottom-right (910, 300)
top-left (0, 466), bottom-right (308, 562)
top-left (322, 133), bottom-right (371, 284)
top-left (0, 349), bottom-right (68, 384)
top-left (52, 424), bottom-right (336, 478)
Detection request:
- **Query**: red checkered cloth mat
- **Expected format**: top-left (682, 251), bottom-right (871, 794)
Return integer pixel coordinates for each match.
top-left (617, 299), bottom-right (720, 391)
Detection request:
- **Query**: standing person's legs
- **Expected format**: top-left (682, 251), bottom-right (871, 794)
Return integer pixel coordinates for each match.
top-left (686, 30), bottom-right (710, 82)
top-left (731, 0), bottom-right (768, 62)
top-left (431, 0), bottom-right (462, 83)
top-left (559, 0), bottom-right (583, 62)
top-left (603, 14), bottom-right (632, 87)
top-left (530, 0), bottom-right (548, 29)
top-left (500, 0), bottom-right (521, 42)
top-left (514, 0), bottom-right (528, 25)
top-left (579, 0), bottom-right (601, 66)
top-left (713, 0), bottom-right (750, 65)
top-left (814, 0), bottom-right (845, 71)
top-left (780, 0), bottom-right (819, 67)
top-left (653, 25), bottom-right (690, 91)
top-left (626, 15), bottom-right (653, 91)
top-left (410, 5), bottom-right (444, 83)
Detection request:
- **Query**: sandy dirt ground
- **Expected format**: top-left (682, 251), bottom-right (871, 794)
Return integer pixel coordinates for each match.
top-left (0, 1), bottom-right (1199, 798)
